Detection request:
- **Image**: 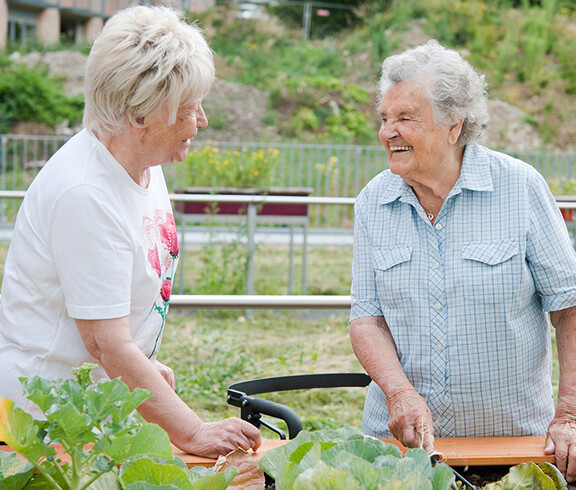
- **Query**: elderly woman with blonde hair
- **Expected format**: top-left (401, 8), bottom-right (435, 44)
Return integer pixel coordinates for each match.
top-left (350, 40), bottom-right (576, 481)
top-left (0, 5), bottom-right (261, 457)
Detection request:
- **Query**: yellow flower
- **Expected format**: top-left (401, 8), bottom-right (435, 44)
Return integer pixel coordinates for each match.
top-left (0, 398), bottom-right (14, 442)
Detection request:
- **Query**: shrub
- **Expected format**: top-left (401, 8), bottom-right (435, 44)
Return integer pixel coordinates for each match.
top-left (0, 56), bottom-right (83, 134)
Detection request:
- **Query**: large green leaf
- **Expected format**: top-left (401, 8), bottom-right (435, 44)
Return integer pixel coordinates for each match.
top-left (124, 484), bottom-right (180, 489)
top-left (45, 402), bottom-right (94, 445)
top-left (259, 428), bottom-right (357, 479)
top-left (292, 460), bottom-right (362, 490)
top-left (121, 458), bottom-right (193, 488)
top-left (86, 380), bottom-right (151, 426)
top-left (321, 438), bottom-right (402, 466)
top-left (0, 406), bottom-right (54, 464)
top-left (430, 463), bottom-right (457, 490)
top-left (326, 451), bottom-right (394, 488)
top-left (540, 462), bottom-right (568, 489)
top-left (95, 424), bottom-right (173, 464)
top-left (20, 377), bottom-right (63, 414)
top-left (187, 466), bottom-right (238, 490)
top-left (484, 462), bottom-right (558, 489)
top-left (402, 448), bottom-right (434, 479)
top-left (379, 471), bottom-right (433, 489)
top-left (0, 451), bottom-right (34, 490)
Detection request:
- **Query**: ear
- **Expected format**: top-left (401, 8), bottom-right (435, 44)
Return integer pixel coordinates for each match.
top-left (448, 119), bottom-right (464, 145)
top-left (125, 114), bottom-right (147, 135)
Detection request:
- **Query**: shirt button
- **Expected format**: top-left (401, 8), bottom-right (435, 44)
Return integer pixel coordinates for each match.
top-left (434, 262), bottom-right (440, 269)
top-left (434, 302), bottom-right (442, 310)
top-left (435, 343), bottom-right (443, 352)
top-left (437, 385), bottom-right (444, 393)
top-left (435, 223), bottom-right (443, 230)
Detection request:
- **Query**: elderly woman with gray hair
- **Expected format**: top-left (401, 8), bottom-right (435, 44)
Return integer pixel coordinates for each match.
top-left (350, 39), bottom-right (576, 481)
top-left (0, 5), bottom-right (261, 457)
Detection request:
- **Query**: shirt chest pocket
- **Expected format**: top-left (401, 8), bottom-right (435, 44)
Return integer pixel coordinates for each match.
top-left (461, 240), bottom-right (521, 304)
top-left (373, 245), bottom-right (413, 308)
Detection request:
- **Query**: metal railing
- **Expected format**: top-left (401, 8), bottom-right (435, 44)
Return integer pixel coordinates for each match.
top-left (1, 133), bottom-right (576, 230)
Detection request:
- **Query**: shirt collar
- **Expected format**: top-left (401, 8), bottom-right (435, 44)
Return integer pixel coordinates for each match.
top-left (377, 142), bottom-right (494, 206)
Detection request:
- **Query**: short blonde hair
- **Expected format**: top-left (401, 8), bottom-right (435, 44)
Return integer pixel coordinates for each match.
top-left (83, 5), bottom-right (215, 135)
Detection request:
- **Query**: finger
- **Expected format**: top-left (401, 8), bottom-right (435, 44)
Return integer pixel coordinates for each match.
top-left (544, 434), bottom-right (555, 455)
top-left (555, 443), bottom-right (568, 477)
top-left (566, 443), bottom-right (576, 483)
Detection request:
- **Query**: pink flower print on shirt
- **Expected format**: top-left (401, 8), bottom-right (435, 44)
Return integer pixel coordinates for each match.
top-left (157, 211), bottom-right (179, 258)
top-left (161, 279), bottom-right (172, 302)
top-left (148, 245), bottom-right (161, 277)
top-left (142, 209), bottom-right (179, 359)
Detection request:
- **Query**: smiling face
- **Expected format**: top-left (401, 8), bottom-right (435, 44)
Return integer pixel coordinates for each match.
top-left (379, 81), bottom-right (461, 187)
top-left (142, 99), bottom-right (208, 165)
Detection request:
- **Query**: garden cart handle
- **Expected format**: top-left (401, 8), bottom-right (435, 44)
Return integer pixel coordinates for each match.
top-left (227, 373), bottom-right (371, 439)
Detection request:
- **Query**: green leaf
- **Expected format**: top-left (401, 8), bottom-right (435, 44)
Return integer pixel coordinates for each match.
top-left (322, 437), bottom-right (402, 466)
top-left (484, 462), bottom-right (557, 489)
top-left (120, 457), bottom-right (192, 488)
top-left (259, 427), bottom-right (361, 480)
top-left (86, 380), bottom-right (151, 426)
top-left (20, 376), bottom-right (63, 414)
top-left (124, 484), bottom-right (180, 489)
top-left (0, 406), bottom-right (54, 464)
top-left (187, 466), bottom-right (238, 490)
top-left (379, 471), bottom-right (433, 489)
top-left (45, 401), bottom-right (94, 445)
top-left (0, 451), bottom-right (34, 490)
top-left (430, 463), bottom-right (456, 490)
top-left (325, 451), bottom-right (394, 488)
top-left (403, 448), bottom-right (433, 478)
top-left (540, 461), bottom-right (568, 489)
top-left (292, 460), bottom-right (362, 490)
top-left (95, 424), bottom-right (173, 464)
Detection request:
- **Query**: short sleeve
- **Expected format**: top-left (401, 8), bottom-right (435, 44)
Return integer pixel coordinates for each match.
top-left (350, 190), bottom-right (384, 322)
top-left (47, 185), bottom-right (134, 319)
top-left (526, 172), bottom-right (576, 312)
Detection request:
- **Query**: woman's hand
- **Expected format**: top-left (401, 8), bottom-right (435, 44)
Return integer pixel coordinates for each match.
top-left (387, 388), bottom-right (435, 453)
top-left (545, 396), bottom-right (576, 482)
top-left (153, 359), bottom-right (175, 390)
top-left (180, 418), bottom-right (262, 459)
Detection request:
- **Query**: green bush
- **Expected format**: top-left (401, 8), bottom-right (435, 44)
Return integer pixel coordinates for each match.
top-left (0, 56), bottom-right (83, 133)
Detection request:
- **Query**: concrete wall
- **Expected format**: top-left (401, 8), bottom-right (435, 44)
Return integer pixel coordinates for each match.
top-left (2, 0), bottom-right (216, 49)
top-left (37, 8), bottom-right (60, 45)
top-left (0, 0), bottom-right (8, 49)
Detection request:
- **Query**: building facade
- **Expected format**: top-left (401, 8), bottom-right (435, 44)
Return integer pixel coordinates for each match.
top-left (0, 0), bottom-right (214, 49)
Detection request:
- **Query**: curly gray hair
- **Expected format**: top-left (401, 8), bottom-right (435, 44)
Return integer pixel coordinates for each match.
top-left (378, 40), bottom-right (489, 146)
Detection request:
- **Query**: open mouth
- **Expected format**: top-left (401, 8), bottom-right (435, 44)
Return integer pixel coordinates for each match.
top-left (390, 145), bottom-right (413, 152)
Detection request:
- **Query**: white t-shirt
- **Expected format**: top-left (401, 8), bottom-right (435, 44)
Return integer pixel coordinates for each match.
top-left (0, 129), bottom-right (179, 416)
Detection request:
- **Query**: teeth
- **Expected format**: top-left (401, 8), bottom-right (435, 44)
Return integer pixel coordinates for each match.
top-left (390, 146), bottom-right (413, 151)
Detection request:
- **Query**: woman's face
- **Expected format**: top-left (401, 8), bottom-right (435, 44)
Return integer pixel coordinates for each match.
top-left (378, 81), bottom-right (458, 185)
top-left (142, 99), bottom-right (208, 165)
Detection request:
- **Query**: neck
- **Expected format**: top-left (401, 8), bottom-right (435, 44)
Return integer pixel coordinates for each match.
top-left (411, 145), bottom-right (465, 216)
top-left (94, 129), bottom-right (150, 188)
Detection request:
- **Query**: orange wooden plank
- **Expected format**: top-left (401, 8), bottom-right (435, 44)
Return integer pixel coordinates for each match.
top-left (173, 436), bottom-right (555, 468)
top-left (2, 436), bottom-right (555, 468)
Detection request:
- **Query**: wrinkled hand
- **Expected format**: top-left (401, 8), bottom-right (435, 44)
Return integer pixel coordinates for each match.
top-left (387, 388), bottom-right (435, 453)
top-left (182, 418), bottom-right (262, 459)
top-left (153, 359), bottom-right (175, 390)
top-left (545, 399), bottom-right (576, 482)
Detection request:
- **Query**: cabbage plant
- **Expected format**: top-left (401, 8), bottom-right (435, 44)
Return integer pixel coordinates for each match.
top-left (259, 427), bottom-right (567, 489)
top-left (0, 363), bottom-right (237, 489)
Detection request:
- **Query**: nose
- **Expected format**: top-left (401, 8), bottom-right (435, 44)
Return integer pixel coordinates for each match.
top-left (379, 120), bottom-right (398, 143)
top-left (197, 105), bottom-right (208, 129)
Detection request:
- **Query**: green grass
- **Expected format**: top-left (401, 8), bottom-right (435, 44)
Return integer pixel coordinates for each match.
top-left (0, 241), bottom-right (562, 437)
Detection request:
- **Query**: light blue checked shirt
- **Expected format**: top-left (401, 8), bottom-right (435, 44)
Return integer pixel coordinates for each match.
top-left (351, 142), bottom-right (576, 438)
